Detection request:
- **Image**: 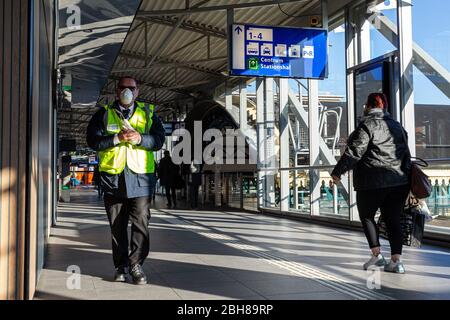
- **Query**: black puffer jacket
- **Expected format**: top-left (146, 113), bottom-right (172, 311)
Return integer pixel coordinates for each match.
top-left (331, 108), bottom-right (411, 191)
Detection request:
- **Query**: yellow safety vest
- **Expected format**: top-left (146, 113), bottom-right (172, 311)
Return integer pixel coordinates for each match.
top-left (98, 101), bottom-right (155, 175)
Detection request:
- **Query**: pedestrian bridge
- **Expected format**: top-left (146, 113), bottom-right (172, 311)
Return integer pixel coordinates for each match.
top-left (34, 189), bottom-right (450, 300)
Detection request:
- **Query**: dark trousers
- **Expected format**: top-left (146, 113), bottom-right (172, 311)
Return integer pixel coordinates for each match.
top-left (165, 186), bottom-right (176, 206)
top-left (97, 184), bottom-right (103, 199)
top-left (104, 195), bottom-right (151, 268)
top-left (189, 184), bottom-right (199, 208)
top-left (356, 185), bottom-right (409, 255)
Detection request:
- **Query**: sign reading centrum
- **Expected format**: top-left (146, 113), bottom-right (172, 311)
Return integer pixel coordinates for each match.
top-left (230, 24), bottom-right (328, 79)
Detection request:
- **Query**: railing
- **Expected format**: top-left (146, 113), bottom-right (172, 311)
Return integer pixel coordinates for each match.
top-left (153, 159), bottom-right (450, 238)
top-left (293, 79), bottom-right (344, 157)
top-left (258, 160), bottom-right (450, 235)
top-left (258, 165), bottom-right (350, 218)
top-left (421, 159), bottom-right (450, 233)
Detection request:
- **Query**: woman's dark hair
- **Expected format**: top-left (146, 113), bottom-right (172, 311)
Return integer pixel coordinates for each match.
top-left (367, 92), bottom-right (388, 109)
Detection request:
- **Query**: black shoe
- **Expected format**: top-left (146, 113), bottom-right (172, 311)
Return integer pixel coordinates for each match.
top-left (130, 264), bottom-right (147, 285)
top-left (167, 203), bottom-right (172, 209)
top-left (114, 267), bottom-right (127, 282)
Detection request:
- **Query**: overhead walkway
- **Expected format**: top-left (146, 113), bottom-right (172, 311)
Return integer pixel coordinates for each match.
top-left (34, 189), bottom-right (450, 300)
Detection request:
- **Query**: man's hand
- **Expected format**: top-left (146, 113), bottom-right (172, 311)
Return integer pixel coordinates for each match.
top-left (118, 130), bottom-right (142, 144)
top-left (332, 175), bottom-right (341, 184)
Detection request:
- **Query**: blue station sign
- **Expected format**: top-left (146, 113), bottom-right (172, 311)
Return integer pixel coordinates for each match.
top-left (230, 24), bottom-right (328, 79)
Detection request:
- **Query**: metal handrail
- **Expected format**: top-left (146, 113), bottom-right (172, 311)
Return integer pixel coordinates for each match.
top-left (294, 79), bottom-right (343, 157)
top-left (259, 159), bottom-right (450, 171)
top-left (258, 165), bottom-right (336, 171)
top-left (423, 158), bottom-right (450, 164)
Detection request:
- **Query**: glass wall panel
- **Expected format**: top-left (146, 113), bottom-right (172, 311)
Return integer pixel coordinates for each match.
top-left (354, 61), bottom-right (387, 123)
top-left (423, 161), bottom-right (450, 232)
top-left (317, 169), bottom-right (350, 219)
top-left (412, 0), bottom-right (450, 160)
top-left (350, 0), bottom-right (398, 66)
top-left (319, 22), bottom-right (348, 162)
top-left (285, 80), bottom-right (311, 215)
top-left (273, 171), bottom-right (281, 209)
top-left (313, 20), bottom-right (351, 219)
top-left (243, 174), bottom-right (258, 211)
top-left (227, 173), bottom-right (241, 209)
top-left (410, 0), bottom-right (450, 234)
top-left (260, 79), bottom-right (280, 210)
top-left (288, 79), bottom-right (310, 167)
top-left (289, 169), bottom-right (310, 214)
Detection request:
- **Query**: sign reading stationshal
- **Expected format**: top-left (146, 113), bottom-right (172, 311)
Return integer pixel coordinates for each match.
top-left (230, 24), bottom-right (328, 79)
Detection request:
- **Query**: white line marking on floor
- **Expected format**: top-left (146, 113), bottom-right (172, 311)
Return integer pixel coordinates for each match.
top-left (152, 210), bottom-right (395, 300)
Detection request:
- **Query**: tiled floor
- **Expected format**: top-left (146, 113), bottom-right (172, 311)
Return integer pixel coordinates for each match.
top-left (34, 189), bottom-right (450, 300)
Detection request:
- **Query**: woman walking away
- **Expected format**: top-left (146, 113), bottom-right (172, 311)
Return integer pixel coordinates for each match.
top-left (331, 93), bottom-right (411, 274)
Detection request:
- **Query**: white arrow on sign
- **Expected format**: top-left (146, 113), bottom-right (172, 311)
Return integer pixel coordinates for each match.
top-left (232, 24), bottom-right (245, 70)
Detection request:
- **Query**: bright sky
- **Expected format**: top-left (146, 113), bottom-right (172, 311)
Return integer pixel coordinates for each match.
top-left (319, 0), bottom-right (450, 105)
top-left (246, 1), bottom-right (449, 106)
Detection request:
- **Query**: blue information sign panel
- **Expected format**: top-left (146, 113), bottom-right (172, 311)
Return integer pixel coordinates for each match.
top-left (230, 24), bottom-right (328, 79)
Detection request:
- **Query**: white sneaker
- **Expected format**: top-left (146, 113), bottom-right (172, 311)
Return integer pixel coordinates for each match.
top-left (363, 254), bottom-right (387, 270)
top-left (384, 260), bottom-right (405, 274)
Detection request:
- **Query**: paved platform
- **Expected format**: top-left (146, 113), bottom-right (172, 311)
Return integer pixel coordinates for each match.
top-left (34, 189), bottom-right (450, 300)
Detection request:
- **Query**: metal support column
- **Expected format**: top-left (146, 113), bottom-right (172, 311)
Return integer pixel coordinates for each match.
top-left (239, 79), bottom-right (247, 131)
top-left (215, 170), bottom-right (221, 207)
top-left (224, 175), bottom-right (229, 206)
top-left (346, 7), bottom-right (359, 221)
top-left (265, 78), bottom-right (276, 207)
top-left (308, 79), bottom-right (321, 215)
top-left (279, 79), bottom-right (290, 212)
top-left (322, 0), bottom-right (329, 30)
top-left (332, 184), bottom-right (339, 215)
top-left (397, 0), bottom-right (416, 156)
top-left (239, 174), bottom-right (244, 210)
top-left (256, 78), bottom-right (265, 209)
top-left (225, 82), bottom-right (233, 111)
top-left (226, 8), bottom-right (234, 112)
top-left (52, 108), bottom-right (58, 226)
top-left (359, 15), bottom-right (371, 64)
top-left (204, 174), bottom-right (209, 205)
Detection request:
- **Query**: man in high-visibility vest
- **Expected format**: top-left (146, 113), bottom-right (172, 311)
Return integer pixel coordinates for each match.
top-left (87, 76), bottom-right (165, 285)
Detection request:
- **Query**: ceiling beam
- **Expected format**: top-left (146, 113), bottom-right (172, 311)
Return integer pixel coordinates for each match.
top-left (117, 51), bottom-right (225, 77)
top-left (136, 16), bottom-right (227, 39)
top-left (167, 34), bottom-right (207, 56)
top-left (179, 56), bottom-right (228, 64)
top-left (58, 110), bottom-right (95, 115)
top-left (137, 0), bottom-right (310, 17)
top-left (112, 55), bottom-right (227, 73)
top-left (128, 21), bottom-right (146, 34)
top-left (143, 0), bottom-right (213, 70)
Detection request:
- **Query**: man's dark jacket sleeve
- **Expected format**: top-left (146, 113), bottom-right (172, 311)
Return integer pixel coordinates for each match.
top-left (331, 124), bottom-right (371, 177)
top-left (86, 108), bottom-right (116, 151)
top-left (138, 112), bottom-right (165, 151)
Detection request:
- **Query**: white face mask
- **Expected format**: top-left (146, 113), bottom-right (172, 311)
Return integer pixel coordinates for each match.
top-left (120, 88), bottom-right (134, 106)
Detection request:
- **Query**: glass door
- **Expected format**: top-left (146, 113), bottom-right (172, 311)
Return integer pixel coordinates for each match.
top-left (349, 53), bottom-right (398, 126)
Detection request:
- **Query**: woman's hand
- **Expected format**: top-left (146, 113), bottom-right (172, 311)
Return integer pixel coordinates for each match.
top-left (332, 175), bottom-right (341, 184)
